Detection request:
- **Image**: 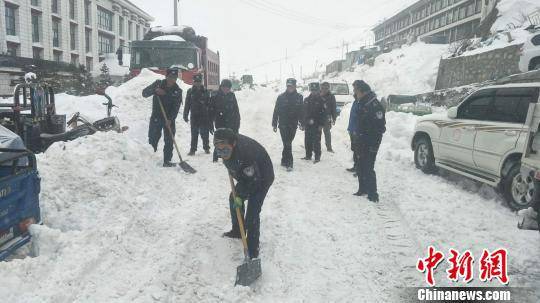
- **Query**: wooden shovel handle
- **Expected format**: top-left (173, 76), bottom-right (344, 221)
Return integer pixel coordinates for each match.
top-left (229, 173), bottom-right (250, 258)
top-left (157, 96), bottom-right (183, 163)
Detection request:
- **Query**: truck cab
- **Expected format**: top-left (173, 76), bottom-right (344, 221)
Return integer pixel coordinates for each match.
top-left (0, 126), bottom-right (41, 261)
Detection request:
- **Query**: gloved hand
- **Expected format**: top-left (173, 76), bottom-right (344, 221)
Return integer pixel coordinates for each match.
top-left (233, 196), bottom-right (244, 209)
top-left (273, 127), bottom-right (277, 133)
top-left (299, 125), bottom-right (305, 131)
top-left (184, 117), bottom-right (189, 123)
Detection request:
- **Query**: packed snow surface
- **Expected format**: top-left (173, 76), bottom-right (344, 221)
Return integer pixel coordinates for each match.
top-left (492, 0), bottom-right (540, 31)
top-left (1, 69), bottom-right (539, 302)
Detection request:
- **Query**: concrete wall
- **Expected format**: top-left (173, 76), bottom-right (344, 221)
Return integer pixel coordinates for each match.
top-left (435, 44), bottom-right (523, 90)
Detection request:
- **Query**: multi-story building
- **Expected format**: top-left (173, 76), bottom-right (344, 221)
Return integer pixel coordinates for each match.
top-left (373, 0), bottom-right (496, 49)
top-left (0, 0), bottom-right (153, 71)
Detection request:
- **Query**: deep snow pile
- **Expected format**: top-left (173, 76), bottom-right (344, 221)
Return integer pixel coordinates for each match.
top-left (492, 0), bottom-right (540, 31)
top-left (99, 53), bottom-right (131, 77)
top-left (1, 71), bottom-right (539, 302)
top-left (334, 42), bottom-right (449, 97)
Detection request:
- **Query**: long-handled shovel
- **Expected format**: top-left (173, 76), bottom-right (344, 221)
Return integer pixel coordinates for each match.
top-left (157, 97), bottom-right (196, 174)
top-left (228, 173), bottom-right (262, 286)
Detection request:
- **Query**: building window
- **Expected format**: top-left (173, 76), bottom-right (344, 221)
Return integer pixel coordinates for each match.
top-left (51, 0), bottom-right (60, 14)
top-left (85, 1), bottom-right (91, 25)
top-left (136, 24), bottom-right (140, 40)
top-left (98, 7), bottom-right (113, 31)
top-left (6, 43), bottom-right (18, 56)
top-left (70, 24), bottom-right (78, 50)
top-left (70, 0), bottom-right (76, 20)
top-left (53, 50), bottom-right (62, 62)
top-left (475, 0), bottom-right (482, 13)
top-left (119, 16), bottom-right (124, 36)
top-left (32, 14), bottom-right (41, 43)
top-left (128, 21), bottom-right (133, 40)
top-left (5, 5), bottom-right (17, 36)
top-left (71, 54), bottom-right (79, 66)
top-left (86, 57), bottom-right (93, 71)
top-left (98, 34), bottom-right (114, 53)
top-left (85, 29), bottom-right (92, 52)
top-left (33, 48), bottom-right (42, 60)
top-left (31, 0), bottom-right (40, 6)
top-left (52, 19), bottom-right (61, 47)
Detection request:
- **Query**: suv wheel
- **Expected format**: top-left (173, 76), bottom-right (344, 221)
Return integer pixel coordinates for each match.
top-left (502, 164), bottom-right (537, 210)
top-left (414, 137), bottom-right (437, 174)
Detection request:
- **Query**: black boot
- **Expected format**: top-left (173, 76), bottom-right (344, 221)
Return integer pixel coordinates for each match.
top-left (302, 156), bottom-right (312, 161)
top-left (368, 193), bottom-right (379, 203)
top-left (204, 149), bottom-right (210, 154)
top-left (313, 158), bottom-right (321, 164)
top-left (188, 150), bottom-right (196, 156)
top-left (222, 230), bottom-right (241, 239)
top-left (353, 190), bottom-right (367, 196)
top-left (249, 248), bottom-right (259, 259)
top-left (163, 161), bottom-right (176, 167)
top-left (346, 167), bottom-right (356, 173)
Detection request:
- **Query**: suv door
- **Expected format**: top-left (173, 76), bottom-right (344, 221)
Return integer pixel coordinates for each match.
top-left (473, 87), bottom-right (539, 175)
top-left (437, 90), bottom-right (494, 166)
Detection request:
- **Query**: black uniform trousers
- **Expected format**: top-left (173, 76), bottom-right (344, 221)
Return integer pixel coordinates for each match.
top-left (355, 141), bottom-right (380, 196)
top-left (190, 121), bottom-right (210, 152)
top-left (279, 126), bottom-right (297, 167)
top-left (149, 116), bottom-right (176, 163)
top-left (350, 132), bottom-right (359, 170)
top-left (305, 126), bottom-right (322, 160)
top-left (229, 186), bottom-right (269, 257)
top-left (323, 120), bottom-right (333, 150)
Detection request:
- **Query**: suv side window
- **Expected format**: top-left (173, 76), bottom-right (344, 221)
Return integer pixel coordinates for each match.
top-left (490, 88), bottom-right (538, 124)
top-left (458, 91), bottom-right (494, 120)
top-left (532, 34), bottom-right (540, 46)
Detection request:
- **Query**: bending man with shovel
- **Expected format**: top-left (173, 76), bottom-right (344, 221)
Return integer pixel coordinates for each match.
top-left (142, 67), bottom-right (183, 167)
top-left (214, 128), bottom-right (274, 285)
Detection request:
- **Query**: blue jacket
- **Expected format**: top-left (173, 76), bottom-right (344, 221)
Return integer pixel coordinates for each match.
top-left (348, 100), bottom-right (360, 133)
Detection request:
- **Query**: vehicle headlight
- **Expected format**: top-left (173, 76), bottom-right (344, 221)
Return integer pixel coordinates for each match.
top-left (532, 132), bottom-right (540, 153)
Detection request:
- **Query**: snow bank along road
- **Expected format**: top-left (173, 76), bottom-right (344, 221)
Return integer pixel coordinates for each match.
top-left (1, 71), bottom-right (539, 302)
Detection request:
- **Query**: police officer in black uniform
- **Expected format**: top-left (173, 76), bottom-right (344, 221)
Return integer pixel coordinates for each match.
top-left (184, 74), bottom-right (212, 155)
top-left (320, 82), bottom-right (337, 153)
top-left (302, 82), bottom-right (326, 163)
top-left (214, 128), bottom-right (274, 259)
top-left (351, 80), bottom-right (386, 202)
top-left (272, 78), bottom-right (303, 170)
top-left (210, 79), bottom-right (241, 162)
top-left (142, 67), bottom-right (183, 167)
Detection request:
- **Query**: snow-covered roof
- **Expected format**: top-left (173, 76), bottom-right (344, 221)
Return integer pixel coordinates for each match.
top-left (150, 25), bottom-right (190, 34)
top-left (482, 82), bottom-right (540, 89)
top-left (151, 35), bottom-right (185, 42)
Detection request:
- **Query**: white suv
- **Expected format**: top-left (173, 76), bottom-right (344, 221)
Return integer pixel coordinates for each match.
top-left (412, 83), bottom-right (540, 210)
top-left (519, 32), bottom-right (540, 73)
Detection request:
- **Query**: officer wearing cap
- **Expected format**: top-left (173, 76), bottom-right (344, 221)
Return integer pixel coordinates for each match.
top-left (184, 74), bottom-right (212, 155)
top-left (210, 79), bottom-right (241, 162)
top-left (142, 67), bottom-right (183, 167)
top-left (351, 80), bottom-right (386, 202)
top-left (320, 82), bottom-right (337, 153)
top-left (302, 82), bottom-right (326, 163)
top-left (272, 78), bottom-right (303, 170)
top-left (214, 128), bottom-right (274, 259)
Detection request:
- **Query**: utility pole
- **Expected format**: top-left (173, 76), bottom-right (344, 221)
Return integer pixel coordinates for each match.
top-left (173, 0), bottom-right (179, 26)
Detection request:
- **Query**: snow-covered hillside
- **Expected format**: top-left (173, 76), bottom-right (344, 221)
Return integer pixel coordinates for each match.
top-left (0, 70), bottom-right (539, 302)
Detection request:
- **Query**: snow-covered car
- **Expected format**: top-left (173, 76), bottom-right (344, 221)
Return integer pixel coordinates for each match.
top-left (412, 83), bottom-right (540, 210)
top-left (328, 82), bottom-right (352, 115)
top-left (519, 32), bottom-right (540, 73)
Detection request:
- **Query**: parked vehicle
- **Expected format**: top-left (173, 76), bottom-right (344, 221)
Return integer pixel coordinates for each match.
top-left (519, 31), bottom-right (540, 73)
top-left (328, 82), bottom-right (352, 115)
top-left (412, 83), bottom-right (540, 210)
top-left (0, 126), bottom-right (41, 261)
top-left (384, 95), bottom-right (432, 116)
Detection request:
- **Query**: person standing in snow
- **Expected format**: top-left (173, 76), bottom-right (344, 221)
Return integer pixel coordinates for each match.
top-left (347, 91), bottom-right (361, 174)
top-left (214, 128), bottom-right (274, 259)
top-left (302, 82), bottom-right (326, 163)
top-left (351, 80), bottom-right (385, 202)
top-left (272, 78), bottom-right (304, 170)
top-left (320, 82), bottom-right (337, 153)
top-left (142, 67), bottom-right (183, 167)
top-left (184, 74), bottom-right (212, 155)
top-left (116, 46), bottom-right (123, 66)
top-left (209, 79), bottom-right (241, 162)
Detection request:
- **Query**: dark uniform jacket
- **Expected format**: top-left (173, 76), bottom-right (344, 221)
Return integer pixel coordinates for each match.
top-left (355, 91), bottom-right (386, 147)
top-left (210, 91), bottom-right (241, 132)
top-left (272, 91), bottom-right (304, 129)
top-left (184, 86), bottom-right (211, 126)
top-left (303, 94), bottom-right (326, 128)
top-left (321, 93), bottom-right (337, 123)
top-left (142, 80), bottom-right (183, 121)
top-left (224, 135), bottom-right (275, 198)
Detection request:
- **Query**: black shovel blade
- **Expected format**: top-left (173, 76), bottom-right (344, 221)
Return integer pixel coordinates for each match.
top-left (235, 258), bottom-right (262, 287)
top-left (179, 161), bottom-right (197, 174)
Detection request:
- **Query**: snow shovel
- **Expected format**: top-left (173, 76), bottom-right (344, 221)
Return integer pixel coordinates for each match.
top-left (228, 174), bottom-right (262, 286)
top-left (157, 97), bottom-right (196, 174)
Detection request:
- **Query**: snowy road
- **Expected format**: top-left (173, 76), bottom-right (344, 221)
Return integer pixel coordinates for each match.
top-left (1, 71), bottom-right (539, 302)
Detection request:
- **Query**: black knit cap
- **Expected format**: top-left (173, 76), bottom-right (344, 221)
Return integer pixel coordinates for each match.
top-left (321, 82), bottom-right (330, 88)
top-left (193, 73), bottom-right (203, 82)
top-left (309, 82), bottom-right (320, 92)
top-left (220, 79), bottom-right (233, 88)
top-left (286, 78), bottom-right (297, 86)
top-left (213, 128), bottom-right (237, 145)
top-left (352, 80), bottom-right (371, 92)
top-left (166, 67), bottom-right (179, 78)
